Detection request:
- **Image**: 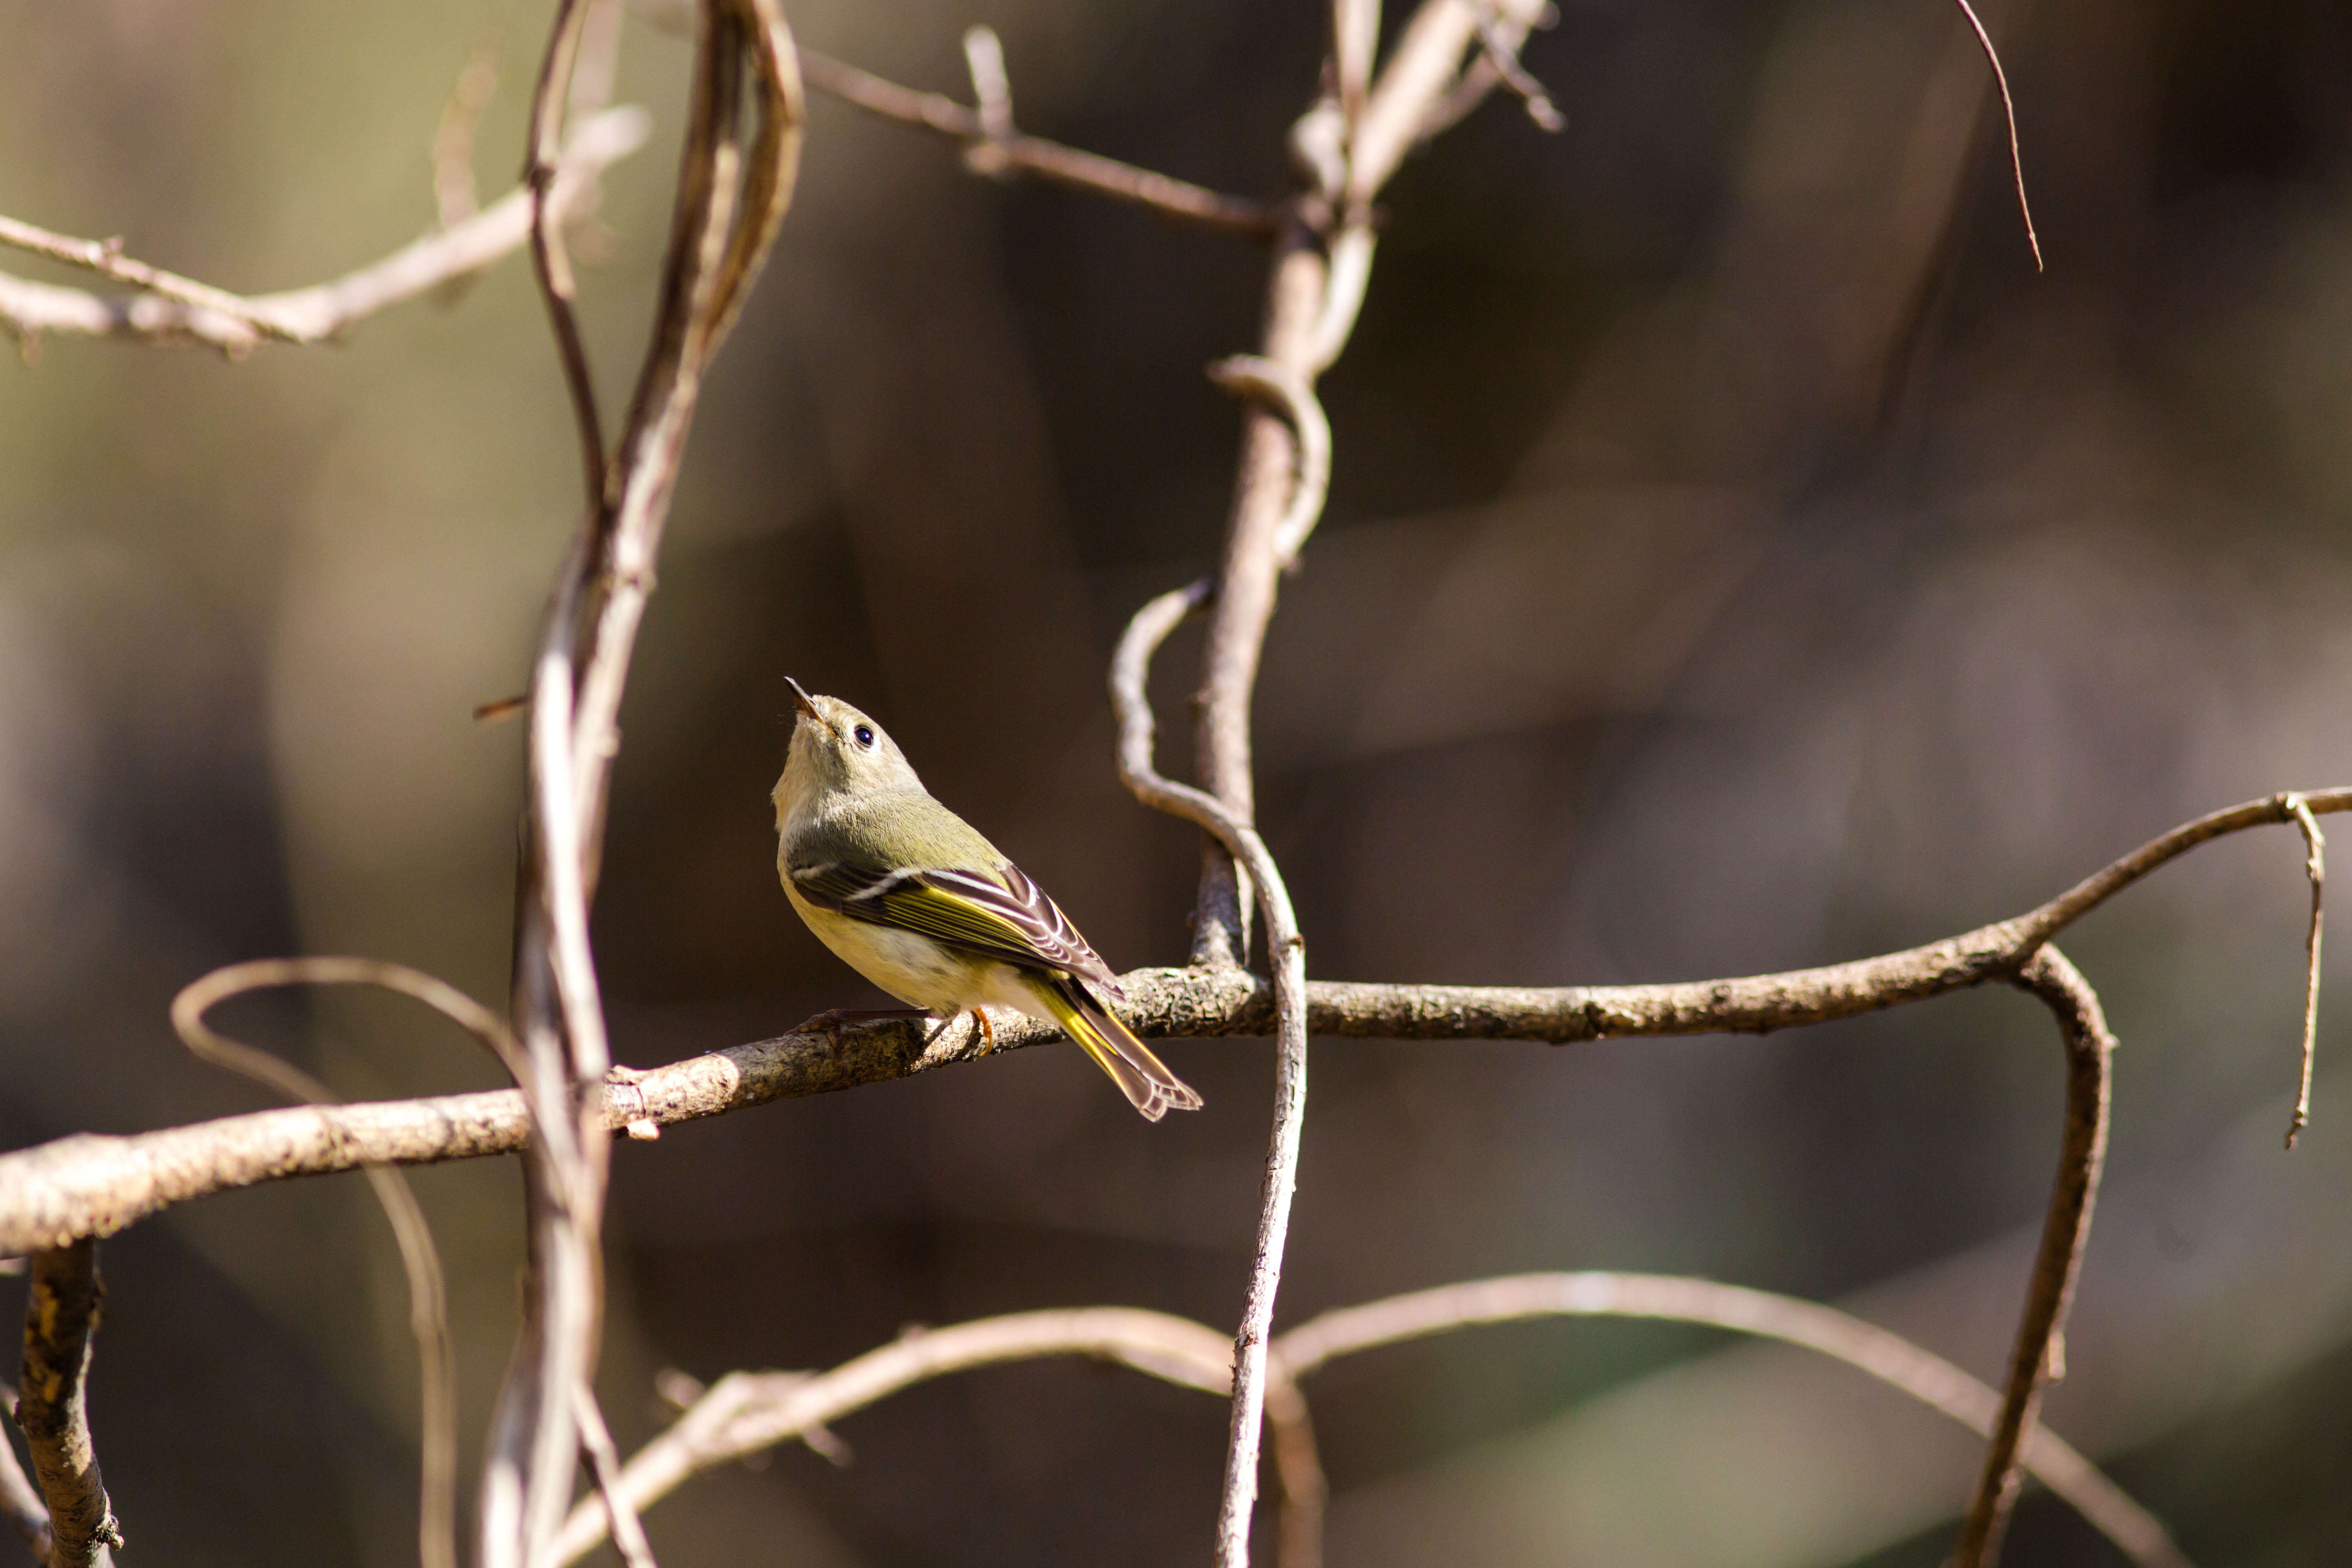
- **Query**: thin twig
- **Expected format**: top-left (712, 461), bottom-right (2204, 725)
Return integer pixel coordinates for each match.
top-left (1948, 0), bottom-right (2042, 270)
top-left (550, 1274), bottom-right (2183, 1568)
top-left (960, 26), bottom-right (1014, 168)
top-left (433, 40), bottom-right (504, 231)
top-left (1345, 0), bottom-right (1550, 207)
top-left (0, 107), bottom-right (648, 354)
top-left (1166, 13), bottom-right (1578, 1553)
top-left (2284, 791), bottom-right (2325, 1149)
top-left (1332, 0), bottom-right (1381, 131)
top-left (1204, 357), bottom-right (1333, 569)
top-left (0, 1387), bottom-right (51, 1563)
top-left (1467, 3), bottom-right (1564, 131)
top-left (1108, 582), bottom-right (1312, 1568)
top-left (490, 4), bottom-right (808, 1562)
top-left (169, 958), bottom-right (509, 1568)
top-left (1187, 0), bottom-right (1550, 968)
top-left (1953, 946), bottom-right (2115, 1568)
top-left (4, 786), bottom-right (2348, 1255)
top-left (548, 1309), bottom-right (1325, 1567)
top-left (797, 50), bottom-right (1283, 236)
top-left (526, 0), bottom-right (612, 521)
top-left (16, 1244), bottom-right (119, 1568)
top-left (572, 1381), bottom-right (661, 1568)
top-left (1272, 1272), bottom-right (2189, 1568)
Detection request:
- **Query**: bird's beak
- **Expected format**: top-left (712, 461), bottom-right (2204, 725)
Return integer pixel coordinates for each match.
top-left (786, 677), bottom-right (822, 724)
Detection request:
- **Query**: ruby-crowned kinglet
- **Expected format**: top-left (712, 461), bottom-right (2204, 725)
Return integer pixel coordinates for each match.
top-left (772, 680), bottom-right (1202, 1121)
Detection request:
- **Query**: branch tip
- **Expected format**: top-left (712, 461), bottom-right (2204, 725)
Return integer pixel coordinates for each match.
top-left (2283, 792), bottom-right (2326, 1149)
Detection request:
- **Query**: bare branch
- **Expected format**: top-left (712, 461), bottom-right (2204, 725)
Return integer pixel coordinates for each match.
top-left (432, 40), bottom-right (503, 231)
top-left (1204, 357), bottom-right (1333, 568)
top-left (1954, 946), bottom-right (2114, 1568)
top-left (1109, 581), bottom-right (1311, 1568)
top-left (551, 1273), bottom-right (2185, 1568)
top-left (797, 50), bottom-right (1283, 236)
top-left (2, 785), bottom-right (2346, 1256)
top-left (1272, 1272), bottom-right (2190, 1568)
top-left (0, 1387), bottom-right (52, 1563)
top-left (960, 26), bottom-right (1014, 159)
top-left (572, 1382), bottom-right (660, 1568)
top-left (1467, 3), bottom-right (1564, 131)
top-left (1346, 0), bottom-right (1549, 206)
top-left (490, 3), bottom-right (808, 1560)
top-left (1948, 0), bottom-right (2042, 270)
top-left (0, 107), bottom-right (648, 354)
top-left (548, 1309), bottom-right (1325, 1567)
top-left (2285, 792), bottom-right (2326, 1149)
top-left (1332, 0), bottom-right (1380, 129)
top-left (169, 958), bottom-right (502, 1568)
top-left (526, 2), bottom-right (614, 516)
top-left (16, 1243), bottom-right (119, 1568)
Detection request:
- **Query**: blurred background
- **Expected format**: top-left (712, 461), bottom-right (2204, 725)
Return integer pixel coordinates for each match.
top-left (4, 0), bottom-right (2352, 1562)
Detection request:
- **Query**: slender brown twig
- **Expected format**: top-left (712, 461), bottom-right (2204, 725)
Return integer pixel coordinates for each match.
top-left (432, 40), bottom-right (503, 231)
top-left (1953, 946), bottom-right (2114, 1568)
top-left (488, 3), bottom-right (808, 1562)
top-left (549, 1275), bottom-right (2183, 1568)
top-left (1109, 579), bottom-right (1313, 1565)
top-left (1272, 1272), bottom-right (2189, 1568)
top-left (16, 1244), bottom-right (118, 1568)
top-left (546, 1309), bottom-right (1292, 1566)
top-left (168, 958), bottom-right (523, 1568)
top-left (0, 1397), bottom-right (49, 1565)
top-left (797, 50), bottom-right (1283, 236)
top-left (2284, 791), bottom-right (2326, 1149)
top-left (572, 1381), bottom-right (661, 1568)
top-left (1947, 0), bottom-right (2042, 270)
top-left (0, 107), bottom-right (648, 355)
top-left (1466, 3), bottom-right (1564, 131)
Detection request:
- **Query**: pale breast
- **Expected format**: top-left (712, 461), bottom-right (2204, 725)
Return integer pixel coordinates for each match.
top-left (785, 882), bottom-right (990, 1013)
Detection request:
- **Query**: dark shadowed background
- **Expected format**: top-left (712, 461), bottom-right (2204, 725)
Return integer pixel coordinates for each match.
top-left (4, 0), bottom-right (2352, 1563)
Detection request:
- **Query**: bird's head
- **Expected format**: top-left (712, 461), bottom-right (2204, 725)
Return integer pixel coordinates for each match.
top-left (775, 679), bottom-right (924, 821)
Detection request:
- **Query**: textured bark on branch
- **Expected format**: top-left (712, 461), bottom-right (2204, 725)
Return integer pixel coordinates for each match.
top-left (2, 784), bottom-right (2337, 1258)
top-left (549, 1274), bottom-right (2189, 1568)
top-left (1954, 946), bottom-right (2115, 1566)
top-left (0, 107), bottom-right (648, 354)
top-left (14, 1244), bottom-right (119, 1568)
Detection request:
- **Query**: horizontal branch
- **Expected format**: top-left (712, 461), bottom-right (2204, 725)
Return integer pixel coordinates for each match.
top-left (1272, 1272), bottom-right (2188, 1568)
top-left (0, 787), bottom-right (2341, 1255)
top-left (798, 50), bottom-right (1285, 236)
top-left (552, 1273), bottom-right (2184, 1568)
top-left (0, 106), bottom-right (648, 354)
top-left (549, 1308), bottom-right (1246, 1565)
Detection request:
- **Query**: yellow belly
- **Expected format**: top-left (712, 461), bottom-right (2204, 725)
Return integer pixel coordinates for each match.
top-left (786, 882), bottom-right (1039, 1016)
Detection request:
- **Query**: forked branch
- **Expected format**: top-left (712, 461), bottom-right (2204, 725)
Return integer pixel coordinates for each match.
top-left (0, 107), bottom-right (649, 355)
top-left (0, 785), bottom-right (2343, 1258)
top-left (550, 1276), bottom-right (2187, 1568)
top-left (1954, 946), bottom-right (2115, 1568)
top-left (797, 49), bottom-right (1283, 236)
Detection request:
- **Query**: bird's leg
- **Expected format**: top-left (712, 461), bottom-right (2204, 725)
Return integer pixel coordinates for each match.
top-left (971, 1008), bottom-right (996, 1055)
top-left (791, 1007), bottom-right (935, 1060)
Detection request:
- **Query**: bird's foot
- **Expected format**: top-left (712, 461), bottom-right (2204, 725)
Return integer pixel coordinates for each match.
top-left (970, 1008), bottom-right (996, 1056)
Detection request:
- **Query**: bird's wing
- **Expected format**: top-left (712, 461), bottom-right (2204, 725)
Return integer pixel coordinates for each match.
top-left (789, 853), bottom-right (1126, 997)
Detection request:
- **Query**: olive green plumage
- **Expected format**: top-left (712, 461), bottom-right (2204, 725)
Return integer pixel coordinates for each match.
top-left (772, 680), bottom-right (1201, 1122)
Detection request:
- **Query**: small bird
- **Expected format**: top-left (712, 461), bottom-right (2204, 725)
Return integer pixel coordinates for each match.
top-left (772, 679), bottom-right (1202, 1121)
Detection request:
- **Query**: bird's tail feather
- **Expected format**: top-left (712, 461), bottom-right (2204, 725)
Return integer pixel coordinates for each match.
top-left (1029, 975), bottom-right (1203, 1122)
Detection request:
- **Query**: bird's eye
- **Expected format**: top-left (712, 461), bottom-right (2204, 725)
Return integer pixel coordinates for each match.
top-left (854, 725), bottom-right (875, 748)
